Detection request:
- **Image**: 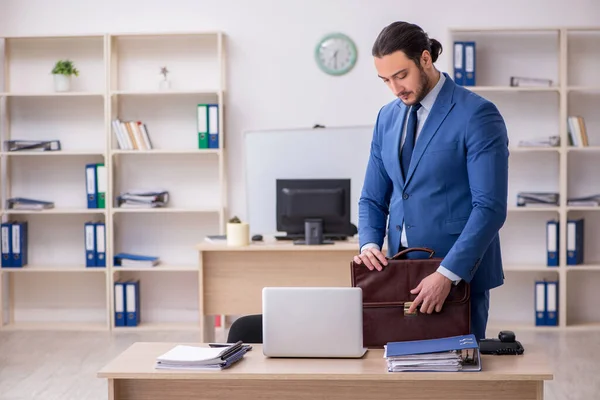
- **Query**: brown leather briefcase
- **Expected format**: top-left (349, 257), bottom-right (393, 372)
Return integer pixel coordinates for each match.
top-left (351, 247), bottom-right (471, 347)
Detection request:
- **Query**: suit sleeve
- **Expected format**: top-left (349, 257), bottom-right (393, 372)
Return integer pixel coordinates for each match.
top-left (358, 108), bottom-right (393, 250)
top-left (440, 101), bottom-right (509, 282)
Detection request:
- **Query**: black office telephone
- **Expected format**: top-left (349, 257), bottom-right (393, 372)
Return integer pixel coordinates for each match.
top-left (479, 330), bottom-right (524, 355)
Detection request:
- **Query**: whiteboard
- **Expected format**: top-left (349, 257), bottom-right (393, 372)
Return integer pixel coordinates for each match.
top-left (244, 125), bottom-right (375, 236)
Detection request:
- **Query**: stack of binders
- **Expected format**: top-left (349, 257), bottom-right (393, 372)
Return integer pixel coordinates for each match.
top-left (155, 342), bottom-right (250, 370)
top-left (535, 280), bottom-right (558, 326)
top-left (197, 103), bottom-right (219, 149)
top-left (384, 334), bottom-right (481, 372)
top-left (7, 197), bottom-right (54, 211)
top-left (452, 41), bottom-right (476, 86)
top-left (114, 279), bottom-right (140, 327)
top-left (86, 163), bottom-right (107, 209)
top-left (1, 221), bottom-right (28, 268)
top-left (84, 221), bottom-right (106, 267)
top-left (116, 190), bottom-right (169, 208)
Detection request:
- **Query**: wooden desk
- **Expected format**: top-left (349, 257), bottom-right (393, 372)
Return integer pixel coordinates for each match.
top-left (196, 238), bottom-right (372, 341)
top-left (98, 342), bottom-right (553, 400)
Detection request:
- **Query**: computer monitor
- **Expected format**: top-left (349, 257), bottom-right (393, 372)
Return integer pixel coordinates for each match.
top-left (275, 179), bottom-right (356, 244)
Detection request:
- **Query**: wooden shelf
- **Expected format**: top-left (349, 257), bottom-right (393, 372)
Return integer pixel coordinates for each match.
top-left (0, 31), bottom-right (227, 331)
top-left (111, 149), bottom-right (220, 156)
top-left (466, 86), bottom-right (559, 92)
top-left (0, 151), bottom-right (106, 157)
top-left (0, 92), bottom-right (105, 97)
top-left (1, 322), bottom-right (107, 331)
top-left (112, 322), bottom-right (200, 331)
top-left (112, 207), bottom-right (221, 214)
top-left (1, 265), bottom-right (106, 273)
top-left (3, 208), bottom-right (107, 215)
top-left (112, 265), bottom-right (197, 272)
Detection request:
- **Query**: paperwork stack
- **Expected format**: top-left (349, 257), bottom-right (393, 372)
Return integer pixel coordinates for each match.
top-left (384, 334), bottom-right (481, 372)
top-left (516, 192), bottom-right (559, 207)
top-left (117, 190), bottom-right (169, 208)
top-left (7, 197), bottom-right (55, 211)
top-left (114, 253), bottom-right (160, 268)
top-left (155, 342), bottom-right (250, 370)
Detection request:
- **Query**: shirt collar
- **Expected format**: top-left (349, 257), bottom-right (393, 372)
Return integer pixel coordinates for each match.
top-left (418, 70), bottom-right (445, 112)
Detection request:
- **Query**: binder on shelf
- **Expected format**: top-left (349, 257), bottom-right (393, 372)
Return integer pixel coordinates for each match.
top-left (463, 41), bottom-right (476, 86)
top-left (453, 41), bottom-right (465, 85)
top-left (85, 222), bottom-right (96, 267)
top-left (208, 104), bottom-right (219, 149)
top-left (546, 280), bottom-right (558, 326)
top-left (546, 220), bottom-right (559, 267)
top-left (86, 163), bottom-right (97, 209)
top-left (95, 222), bottom-right (106, 267)
top-left (535, 280), bottom-right (546, 326)
top-left (197, 104), bottom-right (209, 149)
top-left (126, 280), bottom-right (141, 327)
top-left (114, 280), bottom-right (126, 327)
top-left (1, 222), bottom-right (13, 267)
top-left (567, 218), bottom-right (584, 265)
top-left (11, 221), bottom-right (28, 268)
top-left (96, 164), bottom-right (106, 209)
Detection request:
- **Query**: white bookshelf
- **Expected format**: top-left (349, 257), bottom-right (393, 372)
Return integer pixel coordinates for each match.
top-left (449, 26), bottom-right (600, 332)
top-left (0, 31), bottom-right (227, 331)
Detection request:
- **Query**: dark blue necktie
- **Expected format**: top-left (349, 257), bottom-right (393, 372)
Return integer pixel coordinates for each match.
top-left (400, 103), bottom-right (422, 179)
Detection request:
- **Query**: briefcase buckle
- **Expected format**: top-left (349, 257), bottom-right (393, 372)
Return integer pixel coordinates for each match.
top-left (404, 302), bottom-right (417, 316)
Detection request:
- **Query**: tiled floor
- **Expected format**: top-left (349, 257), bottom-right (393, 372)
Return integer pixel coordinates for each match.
top-left (0, 328), bottom-right (598, 399)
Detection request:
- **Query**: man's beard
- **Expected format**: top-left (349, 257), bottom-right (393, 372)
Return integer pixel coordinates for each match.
top-left (412, 66), bottom-right (430, 104)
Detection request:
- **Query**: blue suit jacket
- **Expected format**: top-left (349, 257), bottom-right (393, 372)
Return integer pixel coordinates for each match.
top-left (358, 73), bottom-right (509, 293)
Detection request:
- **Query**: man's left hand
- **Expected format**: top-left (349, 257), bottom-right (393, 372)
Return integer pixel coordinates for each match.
top-left (408, 272), bottom-right (452, 314)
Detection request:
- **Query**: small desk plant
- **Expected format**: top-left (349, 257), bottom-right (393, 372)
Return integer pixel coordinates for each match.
top-left (159, 66), bottom-right (171, 90)
top-left (51, 60), bottom-right (79, 92)
top-left (227, 216), bottom-right (250, 246)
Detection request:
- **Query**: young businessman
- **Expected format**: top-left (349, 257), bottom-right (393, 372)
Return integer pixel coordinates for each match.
top-left (353, 21), bottom-right (509, 341)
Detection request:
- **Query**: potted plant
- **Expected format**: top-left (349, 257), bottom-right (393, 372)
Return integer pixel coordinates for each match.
top-left (51, 60), bottom-right (79, 92)
top-left (226, 216), bottom-right (250, 246)
top-left (159, 66), bottom-right (171, 90)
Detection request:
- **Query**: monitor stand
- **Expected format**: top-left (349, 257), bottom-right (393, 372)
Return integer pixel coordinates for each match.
top-left (293, 218), bottom-right (334, 246)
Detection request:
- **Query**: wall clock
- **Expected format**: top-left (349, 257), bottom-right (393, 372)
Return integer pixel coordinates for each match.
top-left (315, 33), bottom-right (358, 76)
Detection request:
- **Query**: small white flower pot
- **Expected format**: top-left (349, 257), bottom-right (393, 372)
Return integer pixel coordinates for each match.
top-left (53, 74), bottom-right (71, 92)
top-left (226, 223), bottom-right (250, 247)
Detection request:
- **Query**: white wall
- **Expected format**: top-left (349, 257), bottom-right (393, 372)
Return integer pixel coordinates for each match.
top-left (1, 0), bottom-right (599, 220)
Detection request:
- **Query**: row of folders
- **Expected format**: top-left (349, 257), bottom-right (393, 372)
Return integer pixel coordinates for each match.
top-left (114, 280), bottom-right (141, 327)
top-left (535, 280), bottom-right (559, 326)
top-left (1, 221), bottom-right (107, 268)
top-left (546, 219), bottom-right (584, 266)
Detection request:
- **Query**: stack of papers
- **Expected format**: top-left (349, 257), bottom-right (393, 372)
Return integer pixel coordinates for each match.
top-left (155, 342), bottom-right (250, 370)
top-left (7, 197), bottom-right (55, 211)
top-left (567, 194), bottom-right (600, 207)
top-left (117, 189), bottom-right (169, 208)
top-left (516, 192), bottom-right (559, 207)
top-left (384, 334), bottom-right (481, 372)
top-left (114, 253), bottom-right (160, 268)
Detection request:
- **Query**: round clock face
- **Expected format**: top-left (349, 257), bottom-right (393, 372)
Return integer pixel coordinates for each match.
top-left (315, 33), bottom-right (358, 76)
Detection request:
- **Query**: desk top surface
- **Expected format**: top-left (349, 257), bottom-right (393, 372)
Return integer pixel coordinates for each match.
top-left (196, 237), bottom-right (364, 252)
top-left (97, 342), bottom-right (553, 381)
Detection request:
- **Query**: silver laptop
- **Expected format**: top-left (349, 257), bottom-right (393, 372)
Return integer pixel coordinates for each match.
top-left (262, 287), bottom-right (368, 358)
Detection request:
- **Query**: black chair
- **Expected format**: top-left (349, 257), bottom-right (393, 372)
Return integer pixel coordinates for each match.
top-left (226, 314), bottom-right (263, 343)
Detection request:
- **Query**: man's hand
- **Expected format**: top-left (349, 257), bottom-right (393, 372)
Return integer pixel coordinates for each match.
top-left (353, 247), bottom-right (388, 271)
top-left (408, 272), bottom-right (452, 314)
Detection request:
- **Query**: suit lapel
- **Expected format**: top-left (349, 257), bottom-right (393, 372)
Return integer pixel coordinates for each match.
top-left (404, 78), bottom-right (456, 188)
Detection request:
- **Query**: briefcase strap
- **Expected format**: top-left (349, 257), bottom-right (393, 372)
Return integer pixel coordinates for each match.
top-left (390, 247), bottom-right (435, 260)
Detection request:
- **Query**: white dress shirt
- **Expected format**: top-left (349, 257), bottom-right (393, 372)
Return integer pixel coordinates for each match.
top-left (361, 71), bottom-right (462, 284)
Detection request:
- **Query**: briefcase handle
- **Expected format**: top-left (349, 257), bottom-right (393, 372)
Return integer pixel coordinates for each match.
top-left (389, 247), bottom-right (435, 260)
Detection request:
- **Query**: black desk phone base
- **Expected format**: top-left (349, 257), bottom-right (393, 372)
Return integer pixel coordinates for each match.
top-left (479, 330), bottom-right (524, 355)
